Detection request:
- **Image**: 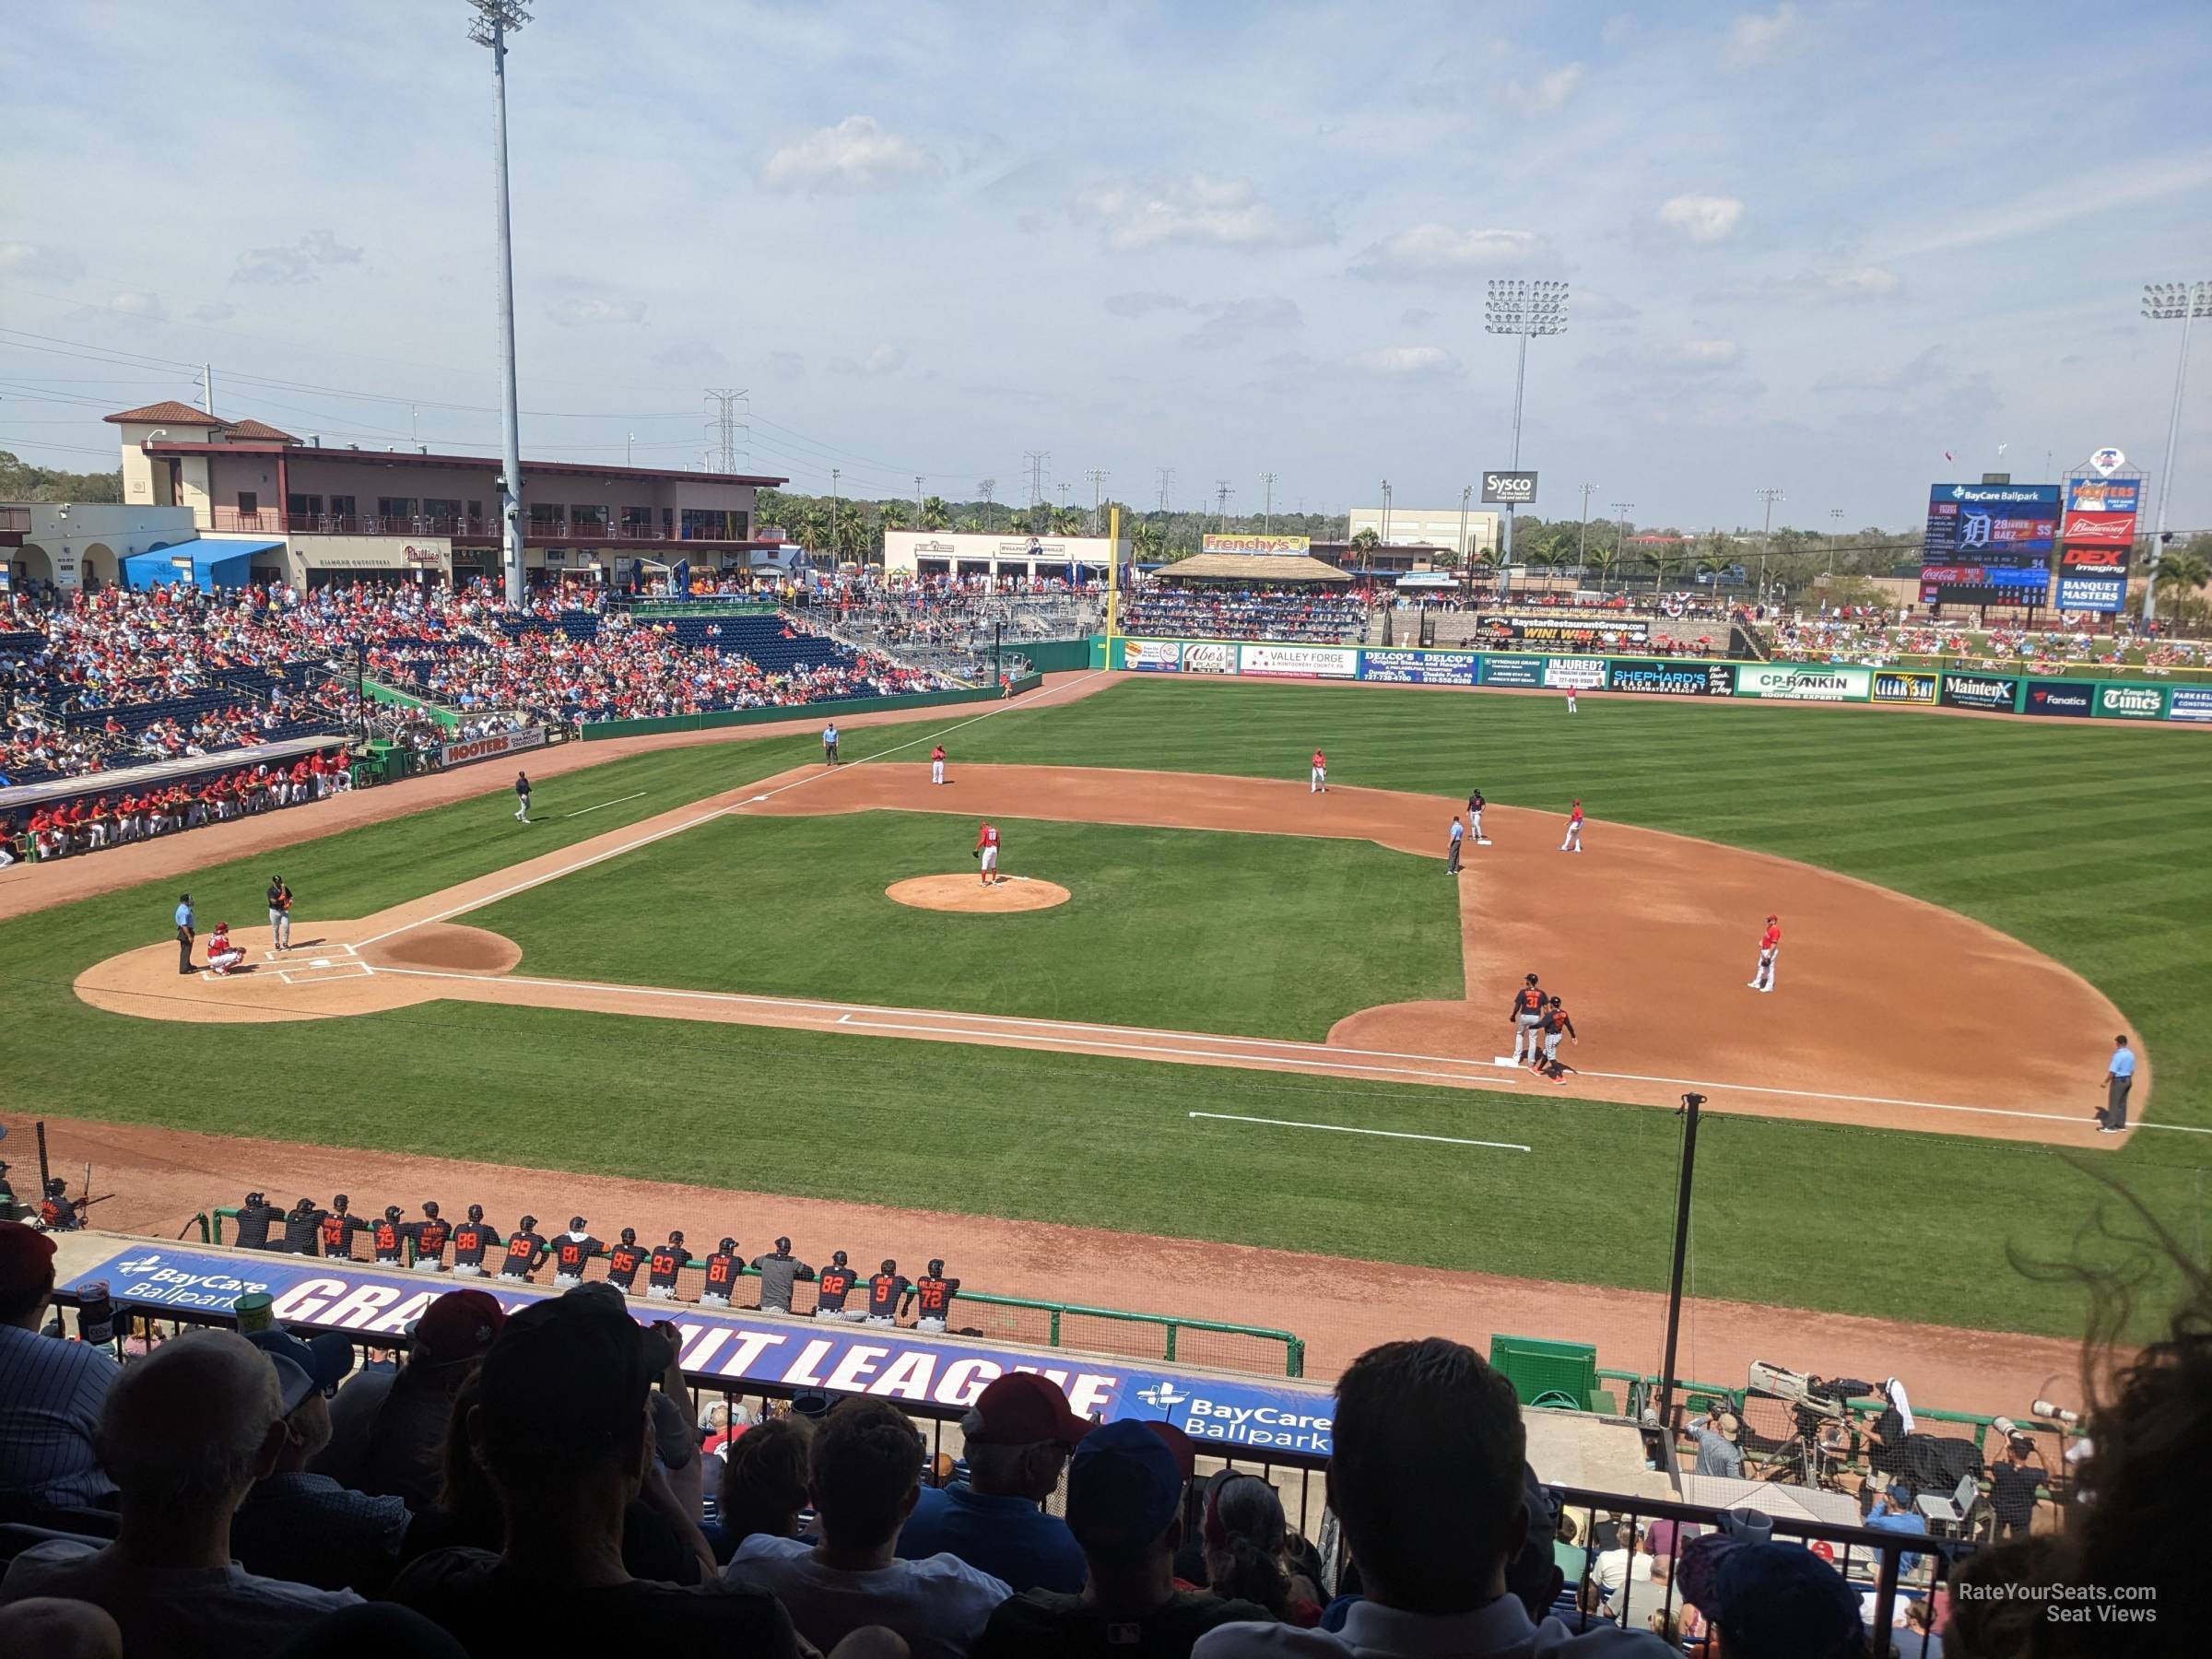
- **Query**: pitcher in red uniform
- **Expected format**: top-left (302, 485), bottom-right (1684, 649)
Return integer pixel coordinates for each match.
top-left (975, 820), bottom-right (1001, 886)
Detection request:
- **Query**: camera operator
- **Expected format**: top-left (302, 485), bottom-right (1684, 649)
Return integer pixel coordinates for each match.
top-left (1676, 1399), bottom-right (1744, 1479)
top-left (1988, 1430), bottom-right (2048, 1542)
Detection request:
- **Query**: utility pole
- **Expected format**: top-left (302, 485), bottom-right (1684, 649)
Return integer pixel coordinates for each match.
top-left (1260, 470), bottom-right (1277, 532)
top-left (830, 467), bottom-right (841, 564)
top-left (1829, 507), bottom-right (1844, 576)
top-left (202, 362), bottom-right (215, 418)
top-left (1214, 479), bottom-right (1232, 532)
top-left (1087, 467), bottom-right (1108, 534)
top-left (2142, 280), bottom-right (2212, 625)
top-left (706, 388), bottom-right (748, 474)
top-left (978, 477), bottom-right (996, 531)
top-left (1611, 501), bottom-right (1634, 567)
top-left (1483, 278), bottom-right (1570, 573)
top-left (467, 0), bottom-right (533, 609)
top-left (1757, 487), bottom-right (1786, 605)
top-left (1380, 478), bottom-right (1393, 545)
top-left (627, 431), bottom-right (634, 466)
top-left (1459, 484), bottom-right (1474, 600)
top-left (1576, 482), bottom-right (1598, 586)
top-left (1656, 1092), bottom-right (1706, 1436)
top-left (914, 475), bottom-right (925, 526)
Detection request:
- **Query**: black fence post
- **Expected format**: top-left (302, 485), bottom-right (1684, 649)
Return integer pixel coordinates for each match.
top-left (1657, 1093), bottom-right (1704, 1437)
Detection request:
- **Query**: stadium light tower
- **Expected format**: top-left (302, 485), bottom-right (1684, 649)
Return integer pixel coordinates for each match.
top-left (468, 0), bottom-right (532, 608)
top-left (2141, 280), bottom-right (2212, 625)
top-left (1484, 278), bottom-right (1569, 571)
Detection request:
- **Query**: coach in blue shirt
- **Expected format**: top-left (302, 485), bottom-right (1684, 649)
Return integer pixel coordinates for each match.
top-left (2100, 1036), bottom-right (2136, 1134)
top-left (0, 1220), bottom-right (119, 1512)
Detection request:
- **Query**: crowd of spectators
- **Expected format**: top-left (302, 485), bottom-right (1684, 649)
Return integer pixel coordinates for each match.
top-left (1122, 586), bottom-right (1370, 643)
top-left (1, 747), bottom-right (351, 865)
top-left (1761, 608), bottom-right (2206, 675)
top-left (4, 1201), bottom-right (2205, 1657)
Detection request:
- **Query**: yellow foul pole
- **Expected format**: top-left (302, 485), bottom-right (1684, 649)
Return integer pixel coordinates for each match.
top-left (1103, 502), bottom-right (1122, 666)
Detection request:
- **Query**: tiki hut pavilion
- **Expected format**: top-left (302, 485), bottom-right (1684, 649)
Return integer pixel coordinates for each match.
top-left (1153, 550), bottom-right (1353, 588)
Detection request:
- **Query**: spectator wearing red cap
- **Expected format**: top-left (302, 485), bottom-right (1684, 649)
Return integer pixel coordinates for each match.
top-left (0, 1329), bottom-right (362, 1646)
top-left (1677, 1527), bottom-right (1864, 1659)
top-left (230, 1326), bottom-right (409, 1594)
top-left (899, 1371), bottom-right (1092, 1593)
top-left (724, 1396), bottom-right (1010, 1659)
top-left (315, 1288), bottom-right (505, 1509)
top-left (978, 1418), bottom-right (1272, 1658)
top-left (0, 1219), bottom-right (120, 1512)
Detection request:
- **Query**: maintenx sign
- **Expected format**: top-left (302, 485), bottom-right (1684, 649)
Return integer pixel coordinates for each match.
top-left (2095, 684), bottom-right (2166, 721)
top-left (1939, 672), bottom-right (2020, 713)
top-left (63, 1246), bottom-right (1337, 1455)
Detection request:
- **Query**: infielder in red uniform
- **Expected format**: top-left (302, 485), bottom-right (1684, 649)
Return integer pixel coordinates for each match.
top-left (1559, 799), bottom-right (1584, 853)
top-left (930, 744), bottom-right (948, 786)
top-left (1748, 914), bottom-right (1782, 993)
top-left (974, 820), bottom-right (1001, 886)
top-left (1311, 748), bottom-right (1327, 794)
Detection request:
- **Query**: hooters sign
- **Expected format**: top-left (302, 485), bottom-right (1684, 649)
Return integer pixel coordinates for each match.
top-left (2060, 512), bottom-right (2136, 544)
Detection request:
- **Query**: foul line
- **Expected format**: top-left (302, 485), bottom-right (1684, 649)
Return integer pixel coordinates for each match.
top-left (564, 791), bottom-right (647, 818)
top-left (1189, 1112), bottom-right (1530, 1152)
top-left (348, 669), bottom-right (1112, 952)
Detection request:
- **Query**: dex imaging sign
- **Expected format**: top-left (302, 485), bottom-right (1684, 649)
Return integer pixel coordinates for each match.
top-left (1480, 471), bottom-right (1538, 505)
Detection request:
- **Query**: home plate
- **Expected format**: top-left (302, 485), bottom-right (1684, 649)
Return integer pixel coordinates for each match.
top-left (310, 958), bottom-right (333, 968)
top-left (1492, 1055), bottom-right (1522, 1067)
top-left (750, 794), bottom-right (768, 802)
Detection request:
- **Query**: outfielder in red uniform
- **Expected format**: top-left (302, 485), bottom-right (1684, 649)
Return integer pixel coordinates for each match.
top-left (1748, 914), bottom-right (1783, 994)
top-left (1311, 749), bottom-right (1327, 794)
top-left (1559, 799), bottom-right (1584, 854)
top-left (930, 745), bottom-right (948, 786)
top-left (975, 820), bottom-right (1001, 886)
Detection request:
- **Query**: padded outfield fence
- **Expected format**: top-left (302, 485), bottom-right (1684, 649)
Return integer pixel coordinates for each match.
top-left (1099, 634), bottom-right (2212, 724)
top-left (210, 1207), bottom-right (1301, 1376)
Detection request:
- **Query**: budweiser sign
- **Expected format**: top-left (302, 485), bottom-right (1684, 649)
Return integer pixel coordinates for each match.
top-left (2061, 511), bottom-right (2136, 543)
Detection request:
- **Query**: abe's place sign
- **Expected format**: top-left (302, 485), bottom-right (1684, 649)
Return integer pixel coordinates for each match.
top-left (1480, 470), bottom-right (1538, 505)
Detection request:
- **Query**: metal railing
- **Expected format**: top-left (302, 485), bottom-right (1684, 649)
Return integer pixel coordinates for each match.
top-left (208, 1208), bottom-right (1302, 1375)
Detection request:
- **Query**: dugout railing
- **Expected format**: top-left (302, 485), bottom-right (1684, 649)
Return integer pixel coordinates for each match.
top-left (38, 1286), bottom-right (1957, 1648)
top-left (209, 1206), bottom-right (1302, 1376)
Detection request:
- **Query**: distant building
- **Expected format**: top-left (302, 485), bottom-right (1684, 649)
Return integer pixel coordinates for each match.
top-left (3, 501), bottom-right (199, 592)
top-left (1346, 505), bottom-right (1500, 559)
top-left (882, 529), bottom-right (1126, 583)
top-left (96, 401), bottom-right (785, 590)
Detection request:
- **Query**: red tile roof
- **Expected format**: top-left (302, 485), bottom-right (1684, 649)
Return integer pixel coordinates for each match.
top-left (101, 400), bottom-right (229, 427)
top-left (218, 418), bottom-right (299, 443)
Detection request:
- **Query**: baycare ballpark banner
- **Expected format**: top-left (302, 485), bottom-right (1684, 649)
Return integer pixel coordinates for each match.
top-left (1359, 649), bottom-right (1480, 687)
top-left (1735, 664), bottom-right (1874, 702)
top-left (1238, 643), bottom-right (1358, 679)
top-left (61, 1245), bottom-right (1335, 1459)
top-left (439, 725), bottom-right (546, 770)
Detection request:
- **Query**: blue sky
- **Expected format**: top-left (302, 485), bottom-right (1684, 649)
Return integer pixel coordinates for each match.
top-left (4, 0), bottom-right (2208, 532)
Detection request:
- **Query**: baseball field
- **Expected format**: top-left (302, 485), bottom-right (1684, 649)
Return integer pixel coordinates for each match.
top-left (10, 671), bottom-right (2212, 1395)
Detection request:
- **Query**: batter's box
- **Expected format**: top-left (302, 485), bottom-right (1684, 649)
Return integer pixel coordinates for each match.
top-left (263, 940), bottom-right (357, 964)
top-left (276, 959), bottom-right (372, 985)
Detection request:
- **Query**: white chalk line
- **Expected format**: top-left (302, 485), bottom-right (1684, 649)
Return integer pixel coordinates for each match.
top-left (347, 669), bottom-right (1110, 953)
top-left (563, 791), bottom-right (647, 818)
top-left (1189, 1112), bottom-right (1531, 1152)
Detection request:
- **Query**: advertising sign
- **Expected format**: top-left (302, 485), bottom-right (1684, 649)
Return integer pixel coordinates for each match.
top-left (1126, 641), bottom-right (1183, 672)
top-left (1479, 654), bottom-right (1546, 688)
top-left (1921, 581), bottom-right (2050, 607)
top-left (2060, 512), bottom-right (2137, 545)
top-left (2059, 546), bottom-right (2130, 570)
top-left (1480, 471), bottom-right (1538, 505)
top-left (1606, 660), bottom-right (1734, 697)
top-left (2096, 683), bottom-right (2166, 721)
top-left (1481, 617), bottom-right (1649, 648)
top-left (1871, 671), bottom-right (1939, 704)
top-left (2022, 678), bottom-right (2095, 718)
top-left (1201, 534), bottom-right (1310, 555)
top-left (2056, 575), bottom-right (2127, 614)
top-left (2167, 688), bottom-right (2212, 724)
top-left (2067, 477), bottom-right (2141, 513)
top-left (1543, 656), bottom-right (1608, 690)
top-left (1239, 643), bottom-right (1358, 679)
top-left (58, 1246), bottom-right (1336, 1457)
top-left (1359, 649), bottom-right (1481, 686)
top-left (1924, 484), bottom-right (2061, 561)
top-left (1179, 641), bottom-right (1238, 676)
top-left (2089, 447), bottom-right (2126, 475)
top-left (1735, 664), bottom-right (1873, 702)
top-left (1940, 672), bottom-right (2019, 712)
top-left (439, 726), bottom-right (546, 770)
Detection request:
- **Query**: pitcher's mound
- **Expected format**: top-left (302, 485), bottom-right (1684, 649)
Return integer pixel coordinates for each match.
top-left (363, 924), bottom-right (523, 974)
top-left (886, 875), bottom-right (1070, 913)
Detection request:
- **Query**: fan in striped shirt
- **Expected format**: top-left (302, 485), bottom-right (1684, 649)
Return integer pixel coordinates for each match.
top-left (0, 1220), bottom-right (119, 1513)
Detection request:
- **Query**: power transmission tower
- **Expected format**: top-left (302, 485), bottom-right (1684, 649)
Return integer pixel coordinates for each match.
top-left (1024, 450), bottom-right (1051, 510)
top-left (979, 477), bottom-right (996, 530)
top-left (705, 388), bottom-right (747, 473)
top-left (914, 475), bottom-right (924, 526)
top-left (1155, 467), bottom-right (1175, 513)
top-left (1087, 468), bottom-right (1108, 534)
top-left (1215, 479), bottom-right (1232, 531)
top-left (1260, 470), bottom-right (1277, 531)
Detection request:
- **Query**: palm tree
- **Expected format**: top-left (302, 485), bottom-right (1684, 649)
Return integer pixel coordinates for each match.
top-left (1051, 506), bottom-right (1085, 536)
top-left (1694, 554), bottom-right (1730, 590)
top-left (956, 514), bottom-right (984, 534)
top-left (830, 500), bottom-right (869, 564)
top-left (921, 496), bottom-right (950, 531)
top-left (1130, 523), bottom-right (1165, 565)
top-left (880, 500), bottom-right (910, 534)
top-left (1349, 526), bottom-right (1382, 552)
top-left (1584, 547), bottom-right (1622, 589)
top-left (1646, 550), bottom-right (1686, 593)
top-left (2159, 550), bottom-right (2210, 622)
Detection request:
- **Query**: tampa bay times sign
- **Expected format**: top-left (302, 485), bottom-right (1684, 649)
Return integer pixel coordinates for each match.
top-left (1481, 471), bottom-right (1538, 505)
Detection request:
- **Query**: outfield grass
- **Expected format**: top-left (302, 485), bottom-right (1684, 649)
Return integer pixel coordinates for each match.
top-left (2, 681), bottom-right (2206, 1344)
top-left (473, 812), bottom-right (1460, 1040)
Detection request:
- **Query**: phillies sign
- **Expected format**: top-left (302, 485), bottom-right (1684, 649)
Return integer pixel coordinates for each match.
top-left (2061, 512), bottom-right (2136, 544)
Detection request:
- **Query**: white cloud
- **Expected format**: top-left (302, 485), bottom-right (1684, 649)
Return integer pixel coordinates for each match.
top-left (1347, 344), bottom-right (1461, 377)
top-left (189, 301), bottom-right (238, 324)
top-left (1585, 339), bottom-right (1743, 376)
top-left (1184, 296), bottom-right (1301, 350)
top-left (105, 290), bottom-right (166, 321)
top-left (1401, 307), bottom-right (1439, 326)
top-left (0, 241), bottom-right (85, 282)
top-left (1077, 175), bottom-right (1326, 252)
top-left (231, 229), bottom-right (362, 287)
top-left (549, 297), bottom-right (646, 325)
top-left (830, 343), bottom-right (909, 377)
top-left (1503, 64), bottom-right (1584, 113)
top-left (1351, 224), bottom-right (1545, 277)
top-left (764, 350), bottom-right (805, 382)
top-left (1723, 4), bottom-right (1803, 69)
top-left (1656, 194), bottom-right (1745, 243)
top-left (759, 116), bottom-right (936, 194)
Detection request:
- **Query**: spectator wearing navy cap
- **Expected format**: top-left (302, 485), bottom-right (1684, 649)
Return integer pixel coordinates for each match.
top-left (0, 1218), bottom-right (119, 1514)
top-left (978, 1418), bottom-right (1274, 1657)
top-left (230, 1325), bottom-right (409, 1593)
top-left (1677, 1528), bottom-right (1865, 1659)
top-left (899, 1370), bottom-right (1092, 1592)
